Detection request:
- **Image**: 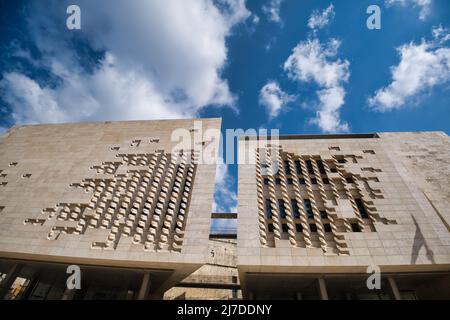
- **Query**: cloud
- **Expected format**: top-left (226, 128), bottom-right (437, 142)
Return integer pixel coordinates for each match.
top-left (385, 0), bottom-right (431, 21)
top-left (283, 38), bottom-right (350, 132)
top-left (210, 217), bottom-right (236, 233)
top-left (369, 26), bottom-right (450, 111)
top-left (259, 81), bottom-right (295, 119)
top-left (0, 0), bottom-right (252, 125)
top-left (307, 4), bottom-right (335, 31)
top-left (212, 157), bottom-right (237, 213)
top-left (262, 0), bottom-right (283, 23)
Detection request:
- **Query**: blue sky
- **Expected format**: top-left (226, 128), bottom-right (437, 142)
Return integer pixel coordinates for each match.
top-left (1, 0), bottom-right (450, 220)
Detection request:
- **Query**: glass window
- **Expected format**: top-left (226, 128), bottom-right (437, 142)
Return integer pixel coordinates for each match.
top-left (295, 160), bottom-right (302, 174)
top-left (306, 160), bottom-right (314, 174)
top-left (303, 199), bottom-right (314, 219)
top-left (316, 160), bottom-right (326, 174)
top-left (284, 160), bottom-right (291, 175)
top-left (351, 223), bottom-right (361, 232)
top-left (291, 199), bottom-right (300, 218)
top-left (355, 199), bottom-right (369, 218)
top-left (278, 199), bottom-right (286, 218)
top-left (265, 199), bottom-right (273, 218)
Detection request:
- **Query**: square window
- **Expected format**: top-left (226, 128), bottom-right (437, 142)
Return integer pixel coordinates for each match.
top-left (320, 211), bottom-right (328, 219)
top-left (338, 159), bottom-right (346, 164)
top-left (268, 224), bottom-right (275, 232)
top-left (296, 224), bottom-right (303, 232)
top-left (276, 178), bottom-right (281, 185)
top-left (264, 178), bottom-right (269, 185)
top-left (311, 178), bottom-right (317, 184)
top-left (287, 178), bottom-right (293, 185)
top-left (309, 224), bottom-right (317, 232)
top-left (282, 224), bottom-right (289, 233)
top-left (324, 224), bottom-right (332, 232)
top-left (346, 177), bottom-right (354, 183)
top-left (299, 178), bottom-right (306, 185)
top-left (322, 178), bottom-right (330, 184)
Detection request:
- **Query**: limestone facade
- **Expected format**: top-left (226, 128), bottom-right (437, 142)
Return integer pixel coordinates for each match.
top-left (237, 132), bottom-right (450, 298)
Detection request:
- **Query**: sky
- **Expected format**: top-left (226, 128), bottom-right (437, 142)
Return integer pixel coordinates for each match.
top-left (1, 0), bottom-right (450, 229)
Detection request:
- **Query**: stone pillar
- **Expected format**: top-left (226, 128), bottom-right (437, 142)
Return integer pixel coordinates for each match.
top-left (138, 271), bottom-right (151, 300)
top-left (0, 264), bottom-right (22, 299)
top-left (318, 277), bottom-right (328, 300)
top-left (388, 276), bottom-right (402, 300)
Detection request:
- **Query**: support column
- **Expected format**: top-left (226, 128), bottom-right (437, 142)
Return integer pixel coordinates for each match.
top-left (318, 277), bottom-right (328, 300)
top-left (388, 276), bottom-right (402, 300)
top-left (138, 271), bottom-right (151, 300)
top-left (61, 288), bottom-right (77, 300)
top-left (0, 264), bottom-right (22, 300)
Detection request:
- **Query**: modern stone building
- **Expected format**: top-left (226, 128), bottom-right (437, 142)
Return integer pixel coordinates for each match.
top-left (1, 122), bottom-right (450, 300)
top-left (237, 132), bottom-right (450, 300)
top-left (0, 118), bottom-right (221, 299)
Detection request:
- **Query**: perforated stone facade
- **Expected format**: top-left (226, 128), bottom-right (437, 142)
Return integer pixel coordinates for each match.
top-left (0, 118), bottom-right (221, 295)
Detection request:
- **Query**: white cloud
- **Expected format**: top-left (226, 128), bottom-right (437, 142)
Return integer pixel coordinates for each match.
top-left (259, 81), bottom-right (295, 118)
top-left (262, 0), bottom-right (283, 23)
top-left (385, 0), bottom-right (431, 21)
top-left (212, 157), bottom-right (237, 213)
top-left (283, 38), bottom-right (350, 132)
top-left (0, 0), bottom-right (252, 125)
top-left (210, 217), bottom-right (236, 233)
top-left (307, 4), bottom-right (335, 30)
top-left (369, 26), bottom-right (450, 111)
